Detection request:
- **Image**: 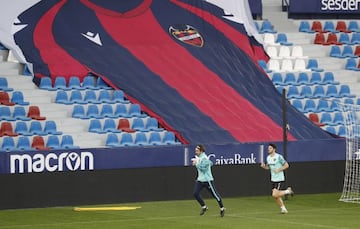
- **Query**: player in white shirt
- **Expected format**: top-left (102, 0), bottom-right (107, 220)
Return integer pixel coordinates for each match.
top-left (261, 143), bottom-right (294, 214)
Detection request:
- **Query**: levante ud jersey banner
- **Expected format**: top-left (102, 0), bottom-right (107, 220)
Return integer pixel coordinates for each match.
top-left (2, 0), bottom-right (333, 144)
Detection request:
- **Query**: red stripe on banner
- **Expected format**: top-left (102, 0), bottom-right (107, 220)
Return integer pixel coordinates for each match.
top-left (94, 9), bottom-right (294, 142)
top-left (33, 0), bottom-right (88, 80)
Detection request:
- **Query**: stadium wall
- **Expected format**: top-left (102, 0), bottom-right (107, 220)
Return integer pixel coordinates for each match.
top-left (0, 160), bottom-right (345, 210)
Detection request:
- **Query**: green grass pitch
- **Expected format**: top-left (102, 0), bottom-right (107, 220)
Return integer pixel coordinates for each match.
top-left (0, 193), bottom-right (359, 229)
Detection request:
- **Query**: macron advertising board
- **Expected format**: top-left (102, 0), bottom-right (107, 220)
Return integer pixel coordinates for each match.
top-left (0, 139), bottom-right (345, 174)
top-left (289, 0), bottom-right (360, 14)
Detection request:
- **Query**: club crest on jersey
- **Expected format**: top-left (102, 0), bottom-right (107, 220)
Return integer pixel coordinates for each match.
top-left (169, 25), bottom-right (204, 47)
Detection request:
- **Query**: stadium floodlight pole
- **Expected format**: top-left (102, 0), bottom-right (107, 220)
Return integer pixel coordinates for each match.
top-left (282, 88), bottom-right (289, 200)
top-left (282, 88), bottom-right (288, 160)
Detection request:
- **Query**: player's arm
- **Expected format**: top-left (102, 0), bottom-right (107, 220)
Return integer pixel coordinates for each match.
top-left (274, 162), bottom-right (289, 173)
top-left (260, 163), bottom-right (269, 170)
top-left (196, 157), bottom-right (212, 171)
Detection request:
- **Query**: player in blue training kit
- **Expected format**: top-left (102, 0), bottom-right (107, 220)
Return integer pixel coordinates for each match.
top-left (192, 144), bottom-right (225, 217)
top-left (261, 143), bottom-right (294, 214)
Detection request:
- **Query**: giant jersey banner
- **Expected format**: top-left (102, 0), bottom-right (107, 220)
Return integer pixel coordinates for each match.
top-left (0, 0), bottom-right (335, 145)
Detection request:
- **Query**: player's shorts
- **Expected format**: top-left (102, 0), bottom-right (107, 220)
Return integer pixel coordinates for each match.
top-left (271, 181), bottom-right (285, 191)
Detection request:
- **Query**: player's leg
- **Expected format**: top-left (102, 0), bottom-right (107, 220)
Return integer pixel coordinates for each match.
top-left (193, 181), bottom-right (207, 215)
top-left (271, 182), bottom-right (288, 214)
top-left (206, 181), bottom-right (225, 217)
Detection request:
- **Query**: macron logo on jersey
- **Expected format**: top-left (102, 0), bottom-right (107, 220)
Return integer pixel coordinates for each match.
top-left (81, 31), bottom-right (102, 46)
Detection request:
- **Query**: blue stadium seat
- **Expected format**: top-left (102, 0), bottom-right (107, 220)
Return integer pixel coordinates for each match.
top-left (148, 132), bottom-right (163, 145)
top-left (348, 21), bottom-right (360, 32)
top-left (276, 33), bottom-right (293, 46)
top-left (338, 33), bottom-right (351, 45)
top-left (72, 105), bottom-right (88, 119)
top-left (128, 104), bottom-right (147, 117)
top-left (103, 119), bottom-right (121, 133)
top-left (300, 86), bottom-right (313, 98)
top-left (43, 120), bottom-right (62, 135)
top-left (326, 85), bottom-right (340, 98)
top-left (84, 90), bottom-right (101, 104)
top-left (350, 32), bottom-right (360, 44)
top-left (53, 76), bottom-right (68, 90)
top-left (0, 77), bottom-right (13, 91)
top-left (344, 98), bottom-right (354, 105)
top-left (323, 21), bottom-right (337, 33)
top-left (337, 125), bottom-right (346, 137)
top-left (55, 91), bottom-right (70, 104)
top-left (119, 133), bottom-right (135, 146)
top-left (100, 104), bottom-right (115, 118)
top-left (310, 72), bottom-right (323, 85)
top-left (14, 121), bottom-right (31, 136)
top-left (163, 132), bottom-right (180, 145)
top-left (259, 21), bottom-right (277, 34)
top-left (307, 59), bottom-right (324, 72)
top-left (298, 21), bottom-right (314, 33)
top-left (28, 121), bottom-right (46, 135)
top-left (320, 113), bottom-right (333, 125)
top-left (98, 90), bottom-right (113, 103)
top-left (69, 91), bottom-right (86, 104)
top-left (68, 76), bottom-right (83, 90)
top-left (286, 86), bottom-right (302, 99)
top-left (16, 136), bottom-right (34, 151)
top-left (296, 72), bottom-right (310, 85)
top-left (339, 85), bottom-right (356, 98)
top-left (82, 76), bottom-right (97, 89)
top-left (341, 45), bottom-right (357, 58)
top-left (145, 117), bottom-right (164, 131)
top-left (271, 73), bottom-right (284, 86)
top-left (46, 135), bottom-right (62, 149)
top-left (86, 105), bottom-right (102, 119)
top-left (114, 104), bottom-right (129, 117)
top-left (316, 100), bottom-right (331, 112)
top-left (283, 73), bottom-right (297, 86)
top-left (131, 118), bottom-right (147, 132)
top-left (329, 100), bottom-right (341, 112)
top-left (329, 46), bottom-right (342, 58)
top-left (323, 72), bottom-right (339, 85)
top-left (105, 133), bottom-right (120, 147)
top-left (134, 132), bottom-right (149, 146)
top-left (345, 59), bottom-right (360, 71)
top-left (291, 99), bottom-right (304, 112)
top-left (0, 107), bottom-right (15, 121)
top-left (61, 135), bottom-right (79, 149)
top-left (11, 91), bottom-right (29, 105)
top-left (333, 112), bottom-right (345, 125)
top-left (1, 137), bottom-right (16, 152)
top-left (13, 106), bottom-right (32, 121)
top-left (112, 90), bottom-right (129, 103)
top-left (39, 77), bottom-right (53, 90)
top-left (88, 119), bottom-right (105, 133)
top-left (303, 99), bottom-right (316, 112)
top-left (313, 85), bottom-right (326, 98)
